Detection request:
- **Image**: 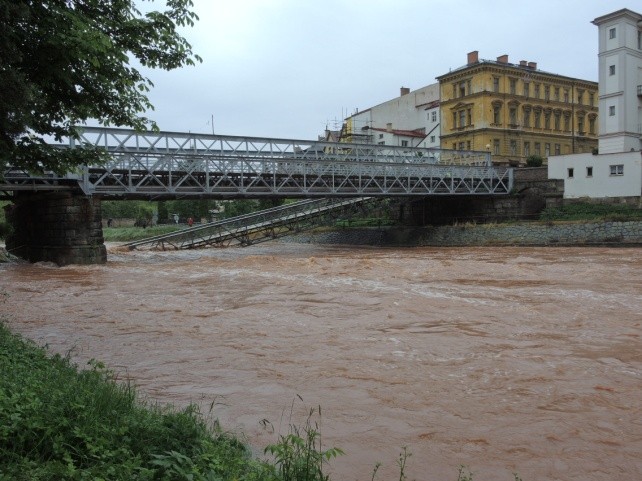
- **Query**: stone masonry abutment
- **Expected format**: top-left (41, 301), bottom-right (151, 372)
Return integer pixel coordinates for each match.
top-left (5, 191), bottom-right (106, 266)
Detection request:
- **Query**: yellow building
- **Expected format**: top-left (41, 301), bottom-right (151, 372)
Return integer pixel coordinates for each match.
top-left (437, 51), bottom-right (598, 165)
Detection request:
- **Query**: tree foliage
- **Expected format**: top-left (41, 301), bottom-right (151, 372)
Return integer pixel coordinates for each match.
top-left (0, 0), bottom-right (201, 173)
top-left (526, 155), bottom-right (544, 167)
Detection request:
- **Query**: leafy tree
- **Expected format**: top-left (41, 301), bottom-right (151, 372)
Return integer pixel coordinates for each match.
top-left (0, 0), bottom-right (201, 174)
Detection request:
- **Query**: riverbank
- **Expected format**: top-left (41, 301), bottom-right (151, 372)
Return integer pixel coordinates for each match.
top-left (0, 323), bottom-right (277, 480)
top-left (284, 220), bottom-right (642, 247)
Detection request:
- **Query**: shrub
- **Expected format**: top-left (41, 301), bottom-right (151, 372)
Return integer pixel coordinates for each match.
top-left (525, 155), bottom-right (543, 167)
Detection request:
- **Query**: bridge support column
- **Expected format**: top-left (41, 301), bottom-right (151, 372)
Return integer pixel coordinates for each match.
top-left (5, 191), bottom-right (106, 266)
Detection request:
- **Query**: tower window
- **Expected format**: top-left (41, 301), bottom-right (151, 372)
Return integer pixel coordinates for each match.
top-left (609, 27), bottom-right (616, 39)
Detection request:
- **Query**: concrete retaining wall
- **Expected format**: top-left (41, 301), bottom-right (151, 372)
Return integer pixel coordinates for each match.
top-left (289, 221), bottom-right (642, 247)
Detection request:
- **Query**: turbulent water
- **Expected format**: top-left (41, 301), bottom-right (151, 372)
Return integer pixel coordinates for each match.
top-left (1, 243), bottom-right (641, 481)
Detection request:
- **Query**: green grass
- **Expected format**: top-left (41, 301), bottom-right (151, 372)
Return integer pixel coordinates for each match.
top-left (0, 322), bottom-right (277, 481)
top-left (539, 202), bottom-right (642, 222)
top-left (102, 225), bottom-right (182, 242)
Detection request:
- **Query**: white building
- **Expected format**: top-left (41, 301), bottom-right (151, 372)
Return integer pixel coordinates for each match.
top-left (548, 8), bottom-right (642, 200)
top-left (593, 8), bottom-right (642, 154)
top-left (342, 84), bottom-right (440, 149)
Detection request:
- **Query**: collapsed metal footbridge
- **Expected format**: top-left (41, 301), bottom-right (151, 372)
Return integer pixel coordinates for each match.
top-left (123, 197), bottom-right (384, 250)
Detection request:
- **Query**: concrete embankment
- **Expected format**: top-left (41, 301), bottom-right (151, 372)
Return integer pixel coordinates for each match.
top-left (285, 220), bottom-right (642, 247)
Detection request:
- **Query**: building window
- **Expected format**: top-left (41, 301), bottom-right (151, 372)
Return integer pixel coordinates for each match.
top-left (577, 90), bottom-right (584, 104)
top-left (523, 82), bottom-right (530, 97)
top-left (493, 77), bottom-right (500, 93)
top-left (534, 142), bottom-right (541, 155)
top-left (493, 105), bottom-right (501, 124)
top-left (493, 139), bottom-right (500, 155)
top-left (609, 105), bottom-right (616, 116)
top-left (609, 27), bottom-right (616, 39)
top-left (453, 112), bottom-right (457, 128)
top-left (510, 140), bottom-right (517, 155)
top-left (509, 107), bottom-right (517, 126)
top-left (544, 111), bottom-right (551, 130)
top-left (431, 111), bottom-right (437, 122)
top-left (544, 85), bottom-right (550, 101)
top-left (610, 164), bottom-right (624, 176)
top-left (523, 108), bottom-right (531, 127)
top-left (524, 141), bottom-right (530, 157)
top-left (466, 140), bottom-right (471, 150)
top-left (459, 110), bottom-right (466, 127)
top-left (452, 143), bottom-right (456, 150)
top-left (589, 92), bottom-right (594, 106)
top-left (567, 168), bottom-right (574, 179)
top-left (578, 115), bottom-right (584, 133)
top-left (378, 141), bottom-right (385, 145)
top-left (554, 87), bottom-right (560, 101)
top-left (379, 134), bottom-right (384, 139)
top-left (509, 78), bottom-right (517, 95)
top-left (545, 143), bottom-right (550, 157)
top-left (430, 135), bottom-right (436, 143)
top-left (586, 166), bottom-right (593, 177)
top-left (564, 114), bottom-right (571, 131)
top-left (401, 140), bottom-right (409, 147)
top-left (554, 143), bottom-right (561, 155)
top-left (458, 142), bottom-right (465, 150)
top-left (459, 81), bottom-right (467, 98)
top-left (534, 83), bottom-right (540, 99)
top-left (609, 65), bottom-right (615, 76)
top-left (589, 117), bottom-right (596, 134)
top-left (564, 89), bottom-right (569, 103)
top-left (554, 112), bottom-right (561, 130)
top-left (534, 110), bottom-right (541, 128)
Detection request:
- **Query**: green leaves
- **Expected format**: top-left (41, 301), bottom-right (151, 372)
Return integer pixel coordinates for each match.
top-left (1, 0), bottom-right (202, 173)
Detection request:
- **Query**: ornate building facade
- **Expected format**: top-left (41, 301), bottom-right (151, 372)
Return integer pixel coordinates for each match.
top-left (437, 51), bottom-right (598, 165)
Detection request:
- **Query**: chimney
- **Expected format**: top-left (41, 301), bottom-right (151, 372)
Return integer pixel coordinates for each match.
top-left (386, 123), bottom-right (393, 132)
top-left (497, 54), bottom-right (509, 64)
top-left (400, 87), bottom-right (410, 96)
top-left (519, 60), bottom-right (527, 67)
top-left (528, 61), bottom-right (537, 70)
top-left (467, 50), bottom-right (479, 65)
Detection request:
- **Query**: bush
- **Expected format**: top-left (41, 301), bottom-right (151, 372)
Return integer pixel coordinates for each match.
top-left (525, 155), bottom-right (543, 167)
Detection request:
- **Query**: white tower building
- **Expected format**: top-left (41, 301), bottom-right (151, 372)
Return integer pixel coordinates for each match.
top-left (592, 8), bottom-right (642, 154)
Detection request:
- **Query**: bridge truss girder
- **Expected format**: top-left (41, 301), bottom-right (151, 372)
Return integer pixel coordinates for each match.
top-left (2, 128), bottom-right (514, 199)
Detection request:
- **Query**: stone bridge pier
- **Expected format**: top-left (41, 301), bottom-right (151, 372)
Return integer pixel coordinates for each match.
top-left (5, 191), bottom-right (106, 266)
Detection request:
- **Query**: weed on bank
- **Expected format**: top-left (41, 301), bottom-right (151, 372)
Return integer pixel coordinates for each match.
top-left (0, 322), bottom-right (277, 481)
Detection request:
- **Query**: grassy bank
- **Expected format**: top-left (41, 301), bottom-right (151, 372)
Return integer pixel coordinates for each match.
top-left (0, 322), bottom-right (281, 481)
top-left (102, 225), bottom-right (182, 242)
top-left (539, 202), bottom-right (642, 222)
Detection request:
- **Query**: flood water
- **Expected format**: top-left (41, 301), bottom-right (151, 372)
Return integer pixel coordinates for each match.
top-left (1, 243), bottom-right (641, 481)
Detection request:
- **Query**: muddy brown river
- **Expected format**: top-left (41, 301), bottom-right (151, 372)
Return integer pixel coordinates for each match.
top-left (1, 244), bottom-right (640, 480)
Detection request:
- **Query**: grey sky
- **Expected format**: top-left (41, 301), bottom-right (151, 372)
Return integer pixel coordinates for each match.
top-left (139, 0), bottom-right (641, 140)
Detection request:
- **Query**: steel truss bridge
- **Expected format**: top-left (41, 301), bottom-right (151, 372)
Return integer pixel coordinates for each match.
top-left (1, 127), bottom-right (513, 199)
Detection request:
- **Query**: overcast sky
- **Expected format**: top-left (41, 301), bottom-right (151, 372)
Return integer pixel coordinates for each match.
top-left (138, 0), bottom-right (641, 140)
